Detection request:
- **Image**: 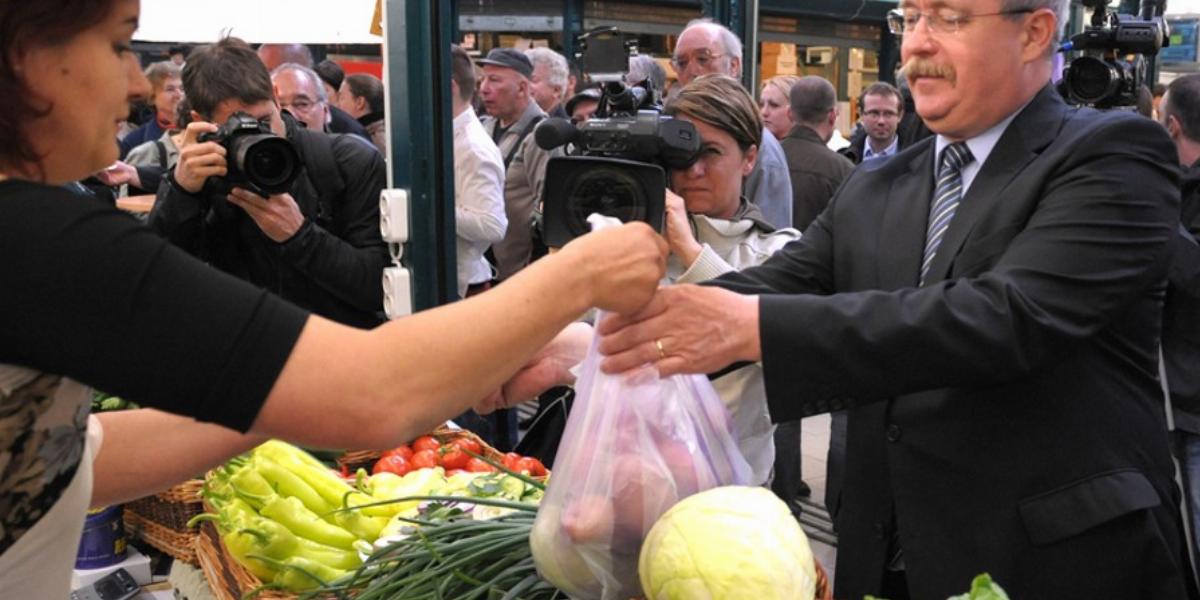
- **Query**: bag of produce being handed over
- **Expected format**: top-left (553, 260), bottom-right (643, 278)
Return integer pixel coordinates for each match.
top-left (531, 324), bottom-right (752, 599)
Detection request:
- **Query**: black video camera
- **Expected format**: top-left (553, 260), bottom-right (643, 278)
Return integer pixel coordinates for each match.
top-left (536, 28), bottom-right (701, 247)
top-left (198, 112), bottom-right (302, 196)
top-left (1059, 0), bottom-right (1169, 109)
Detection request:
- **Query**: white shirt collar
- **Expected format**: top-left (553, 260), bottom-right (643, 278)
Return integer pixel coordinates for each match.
top-left (863, 135), bottom-right (900, 161)
top-left (453, 106), bottom-right (477, 131)
top-left (933, 97), bottom-right (1033, 194)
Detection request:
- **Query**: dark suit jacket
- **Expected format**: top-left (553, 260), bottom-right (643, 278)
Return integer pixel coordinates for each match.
top-left (778, 125), bottom-right (855, 231)
top-left (713, 86), bottom-right (1193, 599)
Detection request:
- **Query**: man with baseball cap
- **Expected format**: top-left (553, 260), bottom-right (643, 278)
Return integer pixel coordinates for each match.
top-left (477, 47), bottom-right (565, 450)
top-left (478, 48), bottom-right (563, 284)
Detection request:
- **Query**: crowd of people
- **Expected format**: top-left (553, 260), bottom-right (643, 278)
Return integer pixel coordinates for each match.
top-left (3, 0), bottom-right (1200, 597)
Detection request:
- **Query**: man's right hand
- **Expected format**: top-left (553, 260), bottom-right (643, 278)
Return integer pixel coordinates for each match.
top-left (559, 222), bottom-right (668, 315)
top-left (174, 122), bottom-right (228, 194)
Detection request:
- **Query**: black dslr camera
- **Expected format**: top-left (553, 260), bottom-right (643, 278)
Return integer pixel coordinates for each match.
top-left (198, 112), bottom-right (302, 196)
top-left (1059, 0), bottom-right (1168, 109)
top-left (536, 28), bottom-right (701, 247)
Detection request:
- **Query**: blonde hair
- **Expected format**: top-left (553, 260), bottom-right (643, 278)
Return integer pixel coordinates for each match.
top-left (144, 61), bottom-right (182, 93)
top-left (761, 75), bottom-right (800, 105)
top-left (666, 74), bottom-right (762, 152)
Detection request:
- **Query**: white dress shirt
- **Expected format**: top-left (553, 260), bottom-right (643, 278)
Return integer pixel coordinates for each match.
top-left (453, 107), bottom-right (507, 297)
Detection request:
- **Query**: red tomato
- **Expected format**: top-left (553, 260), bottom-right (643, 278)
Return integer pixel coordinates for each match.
top-left (441, 448), bottom-right (469, 470)
top-left (466, 457), bottom-right (496, 473)
top-left (383, 445), bottom-right (413, 461)
top-left (501, 452), bottom-right (521, 471)
top-left (373, 454), bottom-right (411, 476)
top-left (450, 438), bottom-right (483, 456)
top-left (412, 436), bottom-right (441, 453)
top-left (515, 457), bottom-right (547, 477)
top-left (411, 449), bottom-right (440, 469)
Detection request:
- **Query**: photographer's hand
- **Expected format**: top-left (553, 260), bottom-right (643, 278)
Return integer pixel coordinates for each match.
top-left (174, 122), bottom-right (227, 194)
top-left (226, 188), bottom-right (306, 242)
top-left (664, 189), bottom-right (703, 266)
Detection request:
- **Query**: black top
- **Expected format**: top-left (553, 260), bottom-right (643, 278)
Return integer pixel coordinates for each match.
top-left (0, 179), bottom-right (308, 432)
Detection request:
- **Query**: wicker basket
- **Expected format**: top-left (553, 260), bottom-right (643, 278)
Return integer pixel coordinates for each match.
top-left (194, 518), bottom-right (299, 600)
top-left (122, 479), bottom-right (204, 564)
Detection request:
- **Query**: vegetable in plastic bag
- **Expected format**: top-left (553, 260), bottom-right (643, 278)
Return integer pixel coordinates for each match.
top-left (530, 324), bottom-right (751, 599)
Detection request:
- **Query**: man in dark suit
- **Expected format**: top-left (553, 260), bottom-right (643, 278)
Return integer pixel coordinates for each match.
top-left (597, 1), bottom-right (1196, 597)
top-left (840, 81), bottom-right (906, 164)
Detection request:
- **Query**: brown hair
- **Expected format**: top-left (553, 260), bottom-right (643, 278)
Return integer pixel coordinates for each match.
top-left (665, 74), bottom-right (762, 153)
top-left (183, 37), bottom-right (274, 119)
top-left (344, 73), bottom-right (384, 114)
top-left (0, 0), bottom-right (117, 176)
top-left (450, 44), bottom-right (476, 103)
top-left (859, 81), bottom-right (903, 112)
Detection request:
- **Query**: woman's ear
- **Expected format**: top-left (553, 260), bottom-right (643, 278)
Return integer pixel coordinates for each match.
top-left (742, 144), bottom-right (759, 177)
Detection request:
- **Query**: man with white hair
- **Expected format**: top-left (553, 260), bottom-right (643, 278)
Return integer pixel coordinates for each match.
top-left (271, 63), bottom-right (331, 134)
top-left (525, 47), bottom-right (570, 119)
top-left (672, 19), bottom-right (793, 230)
top-left (258, 44), bottom-right (368, 140)
top-left (600, 1), bottom-right (1197, 596)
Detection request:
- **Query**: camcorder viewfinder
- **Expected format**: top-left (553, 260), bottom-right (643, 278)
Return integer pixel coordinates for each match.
top-left (537, 28), bottom-right (702, 248)
top-left (198, 111), bottom-right (302, 197)
top-left (1058, 0), bottom-right (1168, 109)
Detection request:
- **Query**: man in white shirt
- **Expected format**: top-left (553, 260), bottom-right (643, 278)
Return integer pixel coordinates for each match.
top-left (450, 45), bottom-right (507, 298)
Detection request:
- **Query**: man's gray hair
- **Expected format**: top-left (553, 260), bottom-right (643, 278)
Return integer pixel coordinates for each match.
top-left (271, 62), bottom-right (327, 102)
top-left (627, 54), bottom-right (667, 95)
top-left (525, 47), bottom-right (569, 90)
top-left (1003, 0), bottom-right (1069, 47)
top-left (682, 18), bottom-right (744, 62)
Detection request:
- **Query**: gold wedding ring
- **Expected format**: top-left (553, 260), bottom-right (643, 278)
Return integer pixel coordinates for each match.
top-left (655, 339), bottom-right (667, 360)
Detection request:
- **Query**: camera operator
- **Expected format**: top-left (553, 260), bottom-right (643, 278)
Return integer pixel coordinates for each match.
top-left (149, 37), bottom-right (389, 329)
top-left (1156, 73), bottom-right (1200, 565)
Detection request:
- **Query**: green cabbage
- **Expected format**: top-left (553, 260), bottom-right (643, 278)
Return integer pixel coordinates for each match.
top-left (638, 486), bottom-right (817, 600)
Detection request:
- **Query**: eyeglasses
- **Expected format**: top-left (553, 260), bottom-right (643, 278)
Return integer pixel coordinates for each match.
top-left (863, 109), bottom-right (900, 120)
top-left (671, 51), bottom-right (725, 72)
top-left (887, 7), bottom-right (1034, 36)
top-left (281, 97), bottom-right (323, 113)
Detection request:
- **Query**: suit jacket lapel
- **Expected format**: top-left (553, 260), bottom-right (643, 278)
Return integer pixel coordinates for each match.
top-left (878, 143), bottom-right (935, 289)
top-left (922, 86), bottom-right (1066, 284)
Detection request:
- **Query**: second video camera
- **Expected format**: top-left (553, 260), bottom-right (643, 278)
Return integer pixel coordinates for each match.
top-left (1059, 0), bottom-right (1168, 109)
top-left (536, 28), bottom-right (701, 247)
top-left (198, 112), bottom-right (302, 196)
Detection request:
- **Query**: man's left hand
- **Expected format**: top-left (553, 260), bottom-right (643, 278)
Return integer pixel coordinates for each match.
top-left (226, 188), bottom-right (306, 242)
top-left (596, 284), bottom-right (761, 376)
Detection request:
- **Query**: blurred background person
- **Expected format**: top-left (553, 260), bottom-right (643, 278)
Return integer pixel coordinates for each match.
top-left (526, 47), bottom-right (570, 119)
top-left (338, 73), bottom-right (387, 157)
top-left (841, 82), bottom-right (905, 164)
top-left (315, 58), bottom-right (346, 103)
top-left (672, 19), bottom-right (792, 230)
top-left (118, 61), bottom-right (182, 159)
top-left (271, 62), bottom-right (332, 134)
top-left (760, 75), bottom-right (800, 142)
top-left (627, 54), bottom-right (668, 102)
top-left (566, 86), bottom-right (602, 124)
top-left (258, 43), bottom-right (368, 140)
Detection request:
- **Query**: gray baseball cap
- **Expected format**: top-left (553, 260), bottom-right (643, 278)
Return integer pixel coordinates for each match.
top-left (477, 48), bottom-right (534, 79)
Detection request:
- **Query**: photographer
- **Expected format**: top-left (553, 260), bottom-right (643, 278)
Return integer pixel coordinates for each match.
top-left (149, 37), bottom-right (389, 329)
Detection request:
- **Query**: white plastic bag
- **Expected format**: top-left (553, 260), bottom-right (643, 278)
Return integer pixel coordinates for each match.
top-left (530, 326), bottom-right (752, 599)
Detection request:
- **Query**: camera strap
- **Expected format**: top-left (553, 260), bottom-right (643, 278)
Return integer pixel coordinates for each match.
top-left (502, 115), bottom-right (544, 171)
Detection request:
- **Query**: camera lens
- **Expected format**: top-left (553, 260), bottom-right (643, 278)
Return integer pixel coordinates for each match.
top-left (563, 167), bottom-right (650, 236)
top-left (234, 135), bottom-right (301, 194)
top-left (1066, 56), bottom-right (1122, 105)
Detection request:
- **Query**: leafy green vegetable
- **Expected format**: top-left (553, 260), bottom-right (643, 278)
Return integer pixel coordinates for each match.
top-left (865, 573), bottom-right (1010, 600)
top-left (948, 574), bottom-right (1010, 600)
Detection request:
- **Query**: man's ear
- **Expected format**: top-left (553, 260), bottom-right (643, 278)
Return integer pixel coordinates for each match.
top-left (729, 56), bottom-right (742, 79)
top-left (1019, 8), bottom-right (1058, 62)
top-left (1167, 114), bottom-right (1183, 141)
top-left (190, 110), bottom-right (204, 124)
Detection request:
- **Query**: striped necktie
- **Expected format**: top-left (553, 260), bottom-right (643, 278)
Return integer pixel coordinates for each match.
top-left (920, 142), bottom-right (974, 285)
